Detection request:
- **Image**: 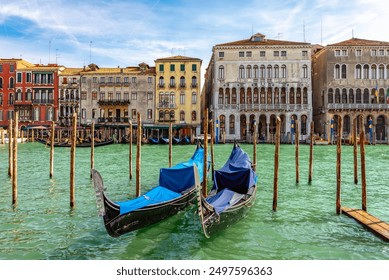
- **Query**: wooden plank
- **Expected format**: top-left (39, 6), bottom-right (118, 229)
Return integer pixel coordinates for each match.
top-left (341, 206), bottom-right (389, 242)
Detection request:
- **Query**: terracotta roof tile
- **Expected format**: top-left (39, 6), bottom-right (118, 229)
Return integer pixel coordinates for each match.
top-left (155, 55), bottom-right (202, 62)
top-left (328, 38), bottom-right (389, 47)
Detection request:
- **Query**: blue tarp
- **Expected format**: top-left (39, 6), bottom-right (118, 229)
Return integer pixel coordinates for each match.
top-left (213, 145), bottom-right (256, 194)
top-left (117, 186), bottom-right (180, 214)
top-left (116, 146), bottom-right (205, 215)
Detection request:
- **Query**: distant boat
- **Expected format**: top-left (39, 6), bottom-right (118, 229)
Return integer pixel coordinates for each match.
top-left (159, 137), bottom-right (169, 144)
top-left (196, 143), bottom-right (258, 238)
top-left (148, 137), bottom-right (159, 144)
top-left (180, 136), bottom-right (191, 145)
top-left (36, 138), bottom-right (114, 147)
top-left (2, 137), bottom-right (28, 144)
top-left (92, 144), bottom-right (206, 237)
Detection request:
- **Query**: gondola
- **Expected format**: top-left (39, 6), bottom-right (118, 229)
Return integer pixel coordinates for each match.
top-left (36, 138), bottom-right (114, 147)
top-left (148, 137), bottom-right (159, 144)
top-left (92, 144), bottom-right (206, 237)
top-left (196, 143), bottom-right (258, 238)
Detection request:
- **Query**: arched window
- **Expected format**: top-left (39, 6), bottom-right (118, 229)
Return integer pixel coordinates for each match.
top-left (342, 88), bottom-right (347, 103)
top-left (349, 89), bottom-right (354, 103)
top-left (180, 76), bottom-right (185, 87)
top-left (379, 64), bottom-right (385, 79)
top-left (281, 65), bottom-right (287, 78)
top-left (301, 115), bottom-right (307, 135)
top-left (246, 65), bottom-right (252, 78)
top-left (302, 64), bottom-right (308, 78)
top-left (335, 64), bottom-right (340, 79)
top-left (289, 88), bottom-right (295, 104)
top-left (355, 64), bottom-right (362, 79)
top-left (225, 88), bottom-right (230, 104)
top-left (239, 65), bottom-right (245, 79)
top-left (218, 88), bottom-right (224, 104)
top-left (296, 88), bottom-right (302, 104)
top-left (260, 65), bottom-right (265, 78)
top-left (267, 87), bottom-right (272, 104)
top-left (180, 110), bottom-right (185, 121)
top-left (363, 64), bottom-right (369, 79)
top-left (191, 110), bottom-right (196, 121)
top-left (191, 92), bottom-right (197, 104)
top-left (159, 76), bottom-right (164, 86)
top-left (253, 65), bottom-right (259, 78)
top-left (281, 87), bottom-right (286, 104)
top-left (218, 66), bottom-right (224, 79)
top-left (341, 64), bottom-right (347, 79)
top-left (9, 77), bottom-right (14, 88)
top-left (335, 88), bottom-right (341, 103)
top-left (229, 115), bottom-right (235, 134)
top-left (159, 110), bottom-right (164, 121)
top-left (231, 88), bottom-right (237, 104)
top-left (240, 87), bottom-right (245, 104)
top-left (16, 89), bottom-right (22, 101)
top-left (169, 76), bottom-right (175, 87)
top-left (253, 87), bottom-right (259, 103)
top-left (328, 88), bottom-right (334, 103)
top-left (371, 64), bottom-right (377, 79)
top-left (169, 110), bottom-right (175, 121)
top-left (303, 87), bottom-right (308, 104)
top-left (356, 89), bottom-right (362, 103)
top-left (219, 114), bottom-right (226, 135)
top-left (274, 65), bottom-right (279, 78)
top-left (191, 76), bottom-right (197, 87)
top-left (363, 88), bottom-right (369, 103)
top-left (0, 77), bottom-right (3, 88)
top-left (267, 65), bottom-right (272, 78)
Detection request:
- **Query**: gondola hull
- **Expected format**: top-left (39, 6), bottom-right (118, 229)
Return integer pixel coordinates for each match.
top-left (197, 186), bottom-right (257, 238)
top-left (100, 188), bottom-right (196, 237)
top-left (37, 138), bottom-right (114, 147)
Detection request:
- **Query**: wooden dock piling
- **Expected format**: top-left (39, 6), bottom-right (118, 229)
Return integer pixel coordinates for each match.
top-left (308, 121), bottom-right (314, 184)
top-left (273, 117), bottom-right (281, 211)
top-left (8, 119), bottom-right (13, 177)
top-left (70, 113), bottom-right (76, 208)
top-left (210, 119), bottom-right (215, 180)
top-left (295, 119), bottom-right (299, 184)
top-left (129, 121), bottom-right (133, 180)
top-left (353, 119), bottom-right (358, 184)
top-left (253, 120), bottom-right (257, 172)
top-left (336, 117), bottom-right (343, 215)
top-left (90, 121), bottom-right (95, 179)
top-left (169, 122), bottom-right (172, 167)
top-left (136, 113), bottom-right (141, 197)
top-left (360, 122), bottom-right (367, 211)
top-left (50, 121), bottom-right (55, 178)
top-left (203, 108), bottom-right (208, 197)
top-left (12, 112), bottom-right (18, 206)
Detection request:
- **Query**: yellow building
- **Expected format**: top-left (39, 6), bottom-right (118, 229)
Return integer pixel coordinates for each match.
top-left (154, 55), bottom-right (202, 141)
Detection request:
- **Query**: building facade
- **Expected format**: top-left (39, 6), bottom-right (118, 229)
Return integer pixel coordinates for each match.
top-left (312, 38), bottom-right (389, 144)
top-left (154, 56), bottom-right (202, 140)
top-left (1, 59), bottom-right (61, 129)
top-left (204, 33), bottom-right (313, 143)
top-left (58, 68), bottom-right (82, 126)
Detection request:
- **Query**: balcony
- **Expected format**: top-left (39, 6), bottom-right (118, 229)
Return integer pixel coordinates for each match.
top-left (191, 83), bottom-right (198, 88)
top-left (327, 103), bottom-right (389, 111)
top-left (97, 99), bottom-right (131, 105)
top-left (158, 84), bottom-right (165, 88)
top-left (180, 83), bottom-right (186, 88)
top-left (32, 99), bottom-right (54, 104)
top-left (158, 102), bottom-right (176, 109)
top-left (97, 117), bottom-right (130, 123)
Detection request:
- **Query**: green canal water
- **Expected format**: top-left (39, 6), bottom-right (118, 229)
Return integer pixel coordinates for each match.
top-left (0, 142), bottom-right (388, 260)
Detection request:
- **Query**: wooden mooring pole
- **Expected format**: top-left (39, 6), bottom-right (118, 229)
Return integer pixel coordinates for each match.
top-left (360, 116), bottom-right (367, 211)
top-left (50, 121), bottom-right (55, 178)
top-left (90, 121), bottom-right (95, 179)
top-left (353, 119), bottom-right (358, 184)
top-left (169, 122), bottom-right (172, 167)
top-left (70, 113), bottom-right (77, 208)
top-left (308, 121), bottom-right (314, 184)
top-left (210, 119), bottom-right (215, 180)
top-left (336, 117), bottom-right (343, 215)
top-left (295, 119), bottom-right (299, 184)
top-left (136, 113), bottom-right (141, 197)
top-left (12, 112), bottom-right (18, 206)
top-left (253, 120), bottom-right (257, 172)
top-left (8, 119), bottom-right (13, 177)
top-left (129, 121), bottom-right (133, 180)
top-left (273, 117), bottom-right (281, 211)
top-left (203, 108), bottom-right (208, 197)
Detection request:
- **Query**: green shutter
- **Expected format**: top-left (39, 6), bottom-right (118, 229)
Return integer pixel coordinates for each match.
top-left (192, 64), bottom-right (197, 71)
top-left (170, 64), bottom-right (175, 71)
top-left (180, 64), bottom-right (185, 71)
top-left (159, 64), bottom-right (164, 72)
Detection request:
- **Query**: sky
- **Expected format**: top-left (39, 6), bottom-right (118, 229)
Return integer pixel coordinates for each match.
top-left (1, 0), bottom-right (389, 71)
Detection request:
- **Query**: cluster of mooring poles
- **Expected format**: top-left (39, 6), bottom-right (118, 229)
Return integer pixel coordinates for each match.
top-left (273, 118), bottom-right (315, 211)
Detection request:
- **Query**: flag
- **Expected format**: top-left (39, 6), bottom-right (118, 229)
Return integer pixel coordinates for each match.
top-left (386, 88), bottom-right (389, 104)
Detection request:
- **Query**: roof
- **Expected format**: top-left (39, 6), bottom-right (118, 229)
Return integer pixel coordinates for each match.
top-left (60, 68), bottom-right (83, 75)
top-left (80, 66), bottom-right (156, 75)
top-left (0, 58), bottom-right (35, 68)
top-left (215, 33), bottom-right (310, 48)
top-left (328, 37), bottom-right (389, 47)
top-left (155, 55), bottom-right (202, 62)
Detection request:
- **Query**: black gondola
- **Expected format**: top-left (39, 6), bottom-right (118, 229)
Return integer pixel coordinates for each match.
top-left (196, 143), bottom-right (258, 238)
top-left (92, 145), bottom-right (206, 237)
top-left (37, 138), bottom-right (114, 147)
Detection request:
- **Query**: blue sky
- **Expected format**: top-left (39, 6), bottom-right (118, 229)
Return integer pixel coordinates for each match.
top-left (1, 0), bottom-right (388, 70)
